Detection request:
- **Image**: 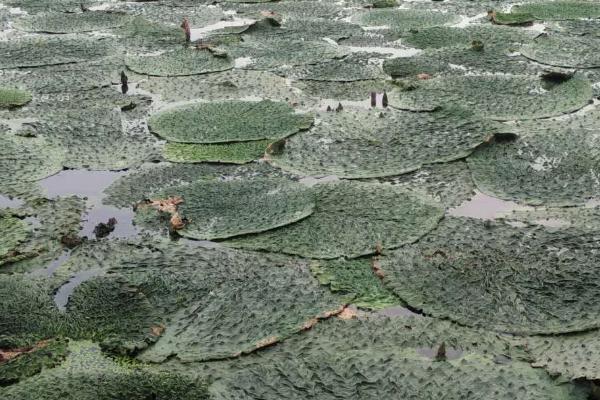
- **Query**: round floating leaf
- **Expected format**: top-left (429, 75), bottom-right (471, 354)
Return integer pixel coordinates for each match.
top-left (381, 217), bottom-right (600, 334)
top-left (389, 74), bottom-right (592, 120)
top-left (139, 69), bottom-right (304, 103)
top-left (401, 25), bottom-right (537, 49)
top-left (352, 9), bottom-right (460, 30)
top-left (226, 37), bottom-right (347, 70)
top-left (125, 49), bottom-right (234, 77)
top-left (311, 258), bottom-right (399, 310)
top-left (521, 34), bottom-right (600, 68)
top-left (142, 177), bottom-right (315, 240)
top-left (14, 11), bottom-right (130, 33)
top-left (513, 1), bottom-right (600, 20)
top-left (226, 181), bottom-right (444, 259)
top-left (103, 162), bottom-right (288, 208)
top-left (245, 17), bottom-right (362, 41)
top-left (1, 341), bottom-right (209, 399)
top-left (149, 100), bottom-right (313, 144)
top-left (56, 240), bottom-right (344, 362)
top-left (293, 79), bottom-right (395, 101)
top-left (0, 338), bottom-right (68, 386)
top-left (114, 17), bottom-right (184, 50)
top-left (0, 88), bottom-right (32, 108)
top-left (0, 214), bottom-right (30, 264)
top-left (274, 54), bottom-right (386, 82)
top-left (268, 107), bottom-right (498, 179)
top-left (164, 140), bottom-right (270, 164)
top-left (527, 331), bottom-right (600, 380)
top-left (0, 134), bottom-right (66, 193)
top-left (211, 316), bottom-right (585, 400)
top-left (467, 111), bottom-right (600, 206)
top-left (0, 36), bottom-right (114, 69)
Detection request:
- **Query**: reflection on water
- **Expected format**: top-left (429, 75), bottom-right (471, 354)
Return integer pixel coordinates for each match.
top-left (448, 190), bottom-right (531, 220)
top-left (54, 269), bottom-right (102, 312)
top-left (40, 169), bottom-right (139, 239)
top-left (0, 194), bottom-right (24, 209)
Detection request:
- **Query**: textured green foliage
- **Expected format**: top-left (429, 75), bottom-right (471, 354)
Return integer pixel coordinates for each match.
top-left (467, 111), bottom-right (600, 206)
top-left (513, 1), bottom-right (600, 20)
top-left (507, 207), bottom-right (600, 233)
top-left (402, 25), bottom-right (536, 49)
top-left (0, 341), bottom-right (209, 399)
top-left (0, 37), bottom-right (114, 69)
top-left (103, 162), bottom-right (288, 208)
top-left (223, 0), bottom-right (345, 19)
top-left (389, 74), bottom-right (592, 120)
top-left (226, 38), bottom-right (347, 70)
top-left (113, 17), bottom-right (183, 50)
top-left (139, 70), bottom-right (303, 103)
top-left (226, 181), bottom-right (444, 259)
top-left (245, 18), bottom-right (362, 41)
top-left (0, 214), bottom-right (29, 265)
top-left (274, 55), bottom-right (385, 82)
top-left (0, 88), bottom-right (32, 108)
top-left (548, 19), bottom-right (600, 36)
top-left (381, 217), bottom-right (600, 334)
top-left (164, 140), bottom-right (269, 164)
top-left (32, 107), bottom-right (157, 170)
top-left (311, 258), bottom-right (399, 310)
top-left (149, 100), bottom-right (312, 143)
top-left (268, 107), bottom-right (497, 178)
top-left (0, 62), bottom-right (114, 94)
top-left (521, 34), bottom-right (600, 68)
top-left (141, 177), bottom-right (315, 240)
top-left (352, 9), bottom-right (460, 30)
top-left (209, 317), bottom-right (584, 400)
top-left (14, 11), bottom-right (130, 33)
top-left (0, 338), bottom-right (69, 386)
top-left (293, 79), bottom-right (395, 101)
top-left (526, 331), bottom-right (600, 380)
top-left (491, 11), bottom-right (535, 25)
top-left (376, 161), bottom-right (476, 208)
top-left (0, 134), bottom-right (65, 193)
top-left (125, 49), bottom-right (234, 77)
top-left (54, 240), bottom-right (344, 362)
top-left (383, 46), bottom-right (536, 77)
top-left (0, 275), bottom-right (63, 345)
top-left (2, 197), bottom-right (84, 273)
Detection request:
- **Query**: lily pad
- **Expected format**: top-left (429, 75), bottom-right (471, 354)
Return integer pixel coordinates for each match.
top-left (513, 1), bottom-right (600, 20)
top-left (0, 134), bottom-right (66, 194)
top-left (0, 36), bottom-right (114, 69)
top-left (0, 88), bottom-right (32, 108)
top-left (55, 240), bottom-right (344, 362)
top-left (381, 217), bottom-right (600, 334)
top-left (0, 341), bottom-right (210, 399)
top-left (352, 9), bottom-right (461, 30)
top-left (211, 316), bottom-right (585, 400)
top-left (140, 177), bottom-right (315, 240)
top-left (521, 34), bottom-right (600, 68)
top-left (401, 25), bottom-right (537, 49)
top-left (164, 140), bottom-right (270, 164)
top-left (226, 37), bottom-right (347, 70)
top-left (274, 55), bottom-right (386, 82)
top-left (268, 107), bottom-right (498, 179)
top-left (226, 181), bottom-right (444, 259)
top-left (389, 74), bottom-right (592, 120)
top-left (311, 258), bottom-right (399, 310)
top-left (467, 111), bottom-right (600, 206)
top-left (149, 100), bottom-right (313, 143)
top-left (0, 214), bottom-right (30, 265)
top-left (125, 49), bottom-right (234, 77)
top-left (14, 11), bottom-right (130, 33)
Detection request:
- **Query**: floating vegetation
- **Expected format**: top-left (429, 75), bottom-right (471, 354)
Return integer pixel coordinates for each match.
top-left (2, 0), bottom-right (600, 396)
top-left (381, 217), bottom-right (600, 334)
top-left (226, 181), bottom-right (444, 259)
top-left (389, 74), bottom-right (592, 120)
top-left (125, 49), bottom-right (234, 77)
top-left (268, 107), bottom-right (498, 178)
top-left (149, 100), bottom-right (312, 143)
